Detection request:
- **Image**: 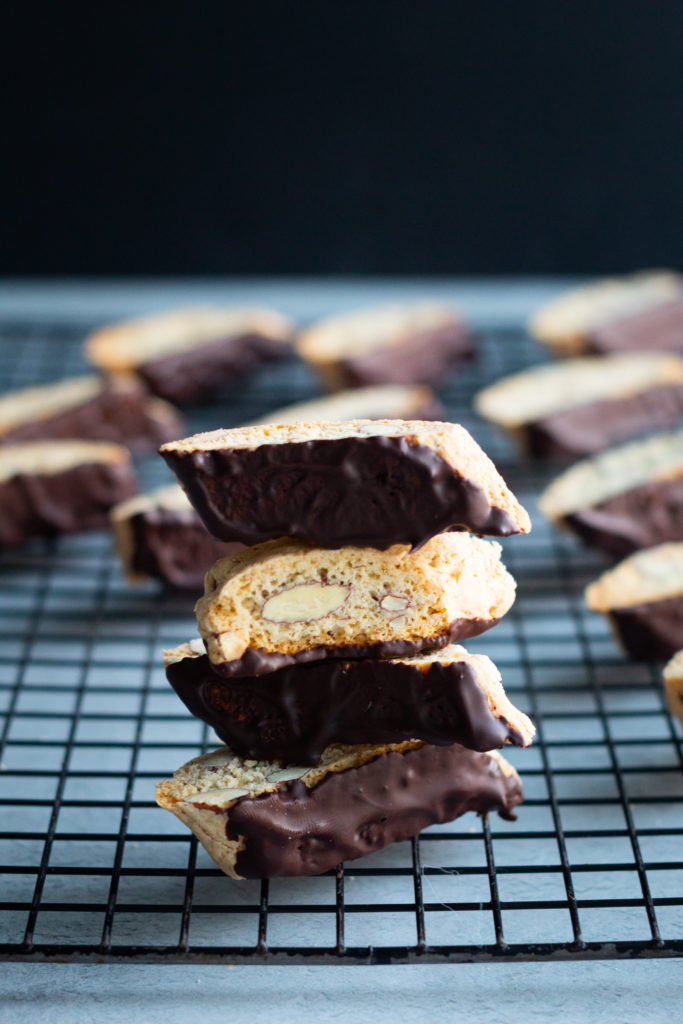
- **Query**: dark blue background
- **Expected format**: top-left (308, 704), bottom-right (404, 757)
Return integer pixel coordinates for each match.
top-left (5, 2), bottom-right (682, 274)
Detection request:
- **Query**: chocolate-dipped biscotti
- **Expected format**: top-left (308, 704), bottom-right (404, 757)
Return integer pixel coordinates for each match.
top-left (529, 270), bottom-right (683, 356)
top-left (0, 375), bottom-right (183, 451)
top-left (538, 430), bottom-right (683, 556)
top-left (165, 639), bottom-right (535, 763)
top-left (0, 441), bottom-right (138, 545)
top-left (155, 741), bottom-right (523, 878)
top-left (251, 384), bottom-right (443, 425)
top-left (111, 485), bottom-right (243, 590)
top-left (195, 533), bottom-right (516, 677)
top-left (160, 420), bottom-right (530, 550)
top-left (585, 543), bottom-right (683, 659)
top-left (663, 650), bottom-right (683, 727)
top-left (475, 353), bottom-right (683, 459)
top-left (86, 307), bottom-right (295, 404)
top-left (296, 303), bottom-right (474, 390)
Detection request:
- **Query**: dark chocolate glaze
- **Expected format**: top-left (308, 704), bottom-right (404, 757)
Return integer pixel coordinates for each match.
top-left (332, 322), bottom-right (476, 389)
top-left (137, 332), bottom-right (291, 404)
top-left (1, 382), bottom-right (183, 453)
top-left (224, 742), bottom-right (523, 878)
top-left (585, 299), bottom-right (683, 354)
top-left (167, 652), bottom-right (526, 763)
top-left (0, 460), bottom-right (138, 545)
top-left (563, 475), bottom-right (683, 556)
top-left (206, 616), bottom-right (498, 678)
top-left (525, 384), bottom-right (683, 459)
top-left (161, 433), bottom-right (521, 550)
top-left (128, 508), bottom-right (243, 590)
top-left (608, 594), bottom-right (683, 660)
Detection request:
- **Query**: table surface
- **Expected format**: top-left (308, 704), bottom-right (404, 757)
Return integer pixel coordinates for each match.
top-left (1, 279), bottom-right (681, 1023)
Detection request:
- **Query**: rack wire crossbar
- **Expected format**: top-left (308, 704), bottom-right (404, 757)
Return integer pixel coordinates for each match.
top-left (0, 316), bottom-right (682, 964)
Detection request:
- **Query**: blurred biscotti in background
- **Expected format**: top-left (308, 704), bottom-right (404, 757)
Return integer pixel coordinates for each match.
top-left (250, 383), bottom-right (444, 424)
top-left (0, 440), bottom-right (138, 545)
top-left (529, 270), bottom-right (683, 355)
top-left (585, 543), bottom-right (683, 660)
top-left (296, 302), bottom-right (474, 390)
top-left (86, 306), bottom-right (296, 404)
top-left (538, 430), bottom-right (683, 556)
top-left (0, 374), bottom-right (183, 451)
top-left (474, 353), bottom-right (683, 459)
top-left (111, 485), bottom-right (243, 590)
top-left (663, 651), bottom-right (683, 727)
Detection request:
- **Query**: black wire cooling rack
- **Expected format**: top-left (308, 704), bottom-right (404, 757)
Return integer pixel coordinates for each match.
top-left (0, 314), bottom-right (682, 965)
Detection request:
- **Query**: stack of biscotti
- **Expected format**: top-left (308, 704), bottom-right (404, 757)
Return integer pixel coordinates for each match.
top-left (154, 420), bottom-right (535, 879)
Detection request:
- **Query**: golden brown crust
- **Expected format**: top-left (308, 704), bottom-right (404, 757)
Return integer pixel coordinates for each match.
top-left (585, 543), bottom-right (683, 612)
top-left (663, 650), bottom-right (683, 726)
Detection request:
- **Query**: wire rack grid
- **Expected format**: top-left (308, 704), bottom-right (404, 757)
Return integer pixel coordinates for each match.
top-left (0, 315), bottom-right (682, 965)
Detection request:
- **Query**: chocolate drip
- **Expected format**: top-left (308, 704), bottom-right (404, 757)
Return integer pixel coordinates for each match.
top-left (585, 299), bottom-right (683, 354)
top-left (127, 508), bottom-right (242, 590)
top-left (162, 433), bottom-right (520, 550)
top-left (167, 652), bottom-right (525, 763)
top-left (225, 743), bottom-right (523, 878)
top-left (564, 475), bottom-right (683, 556)
top-left (1, 383), bottom-right (183, 452)
top-left (138, 332), bottom-right (291, 404)
top-left (335, 323), bottom-right (476, 389)
top-left (0, 461), bottom-right (138, 545)
top-left (206, 616), bottom-right (498, 678)
top-left (525, 384), bottom-right (683, 458)
top-left (608, 595), bottom-right (683, 660)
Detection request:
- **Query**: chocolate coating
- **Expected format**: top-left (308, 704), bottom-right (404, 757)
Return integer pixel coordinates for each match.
top-left (563, 475), bottom-right (683, 556)
top-left (585, 299), bottom-right (683, 354)
top-left (161, 434), bottom-right (520, 550)
top-left (127, 508), bottom-right (243, 590)
top-left (137, 332), bottom-right (291, 404)
top-left (333, 322), bottom-right (475, 389)
top-left (525, 384), bottom-right (683, 458)
top-left (608, 595), bottom-right (683, 660)
top-left (0, 461), bottom-right (138, 545)
top-left (205, 616), bottom-right (497, 678)
top-left (167, 652), bottom-right (525, 763)
top-left (1, 382), bottom-right (183, 452)
top-left (226, 743), bottom-right (523, 878)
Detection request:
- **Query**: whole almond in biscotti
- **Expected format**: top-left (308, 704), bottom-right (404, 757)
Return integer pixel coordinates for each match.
top-left (194, 532), bottom-right (516, 677)
top-left (86, 306), bottom-right (296, 404)
top-left (296, 302), bottom-right (474, 390)
top-left (585, 543), bottom-right (683, 660)
top-left (164, 637), bottom-right (535, 763)
top-left (475, 353), bottom-right (683, 458)
top-left (155, 741), bottom-right (523, 878)
top-left (529, 270), bottom-right (683, 356)
top-left (160, 419), bottom-right (530, 550)
top-left (538, 429), bottom-right (683, 556)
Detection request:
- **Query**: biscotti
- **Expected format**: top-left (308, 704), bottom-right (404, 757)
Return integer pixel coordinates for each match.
top-left (195, 533), bottom-right (516, 676)
top-left (111, 485), bottom-right (242, 590)
top-left (0, 440), bottom-right (138, 545)
top-left (155, 741), bottom-right (523, 878)
top-left (475, 353), bottom-right (683, 458)
top-left (296, 303), bottom-right (474, 390)
top-left (0, 375), bottom-right (183, 451)
top-left (538, 430), bottom-right (683, 555)
top-left (160, 419), bottom-right (530, 550)
top-left (165, 639), bottom-right (535, 763)
top-left (86, 306), bottom-right (295, 404)
top-left (251, 384), bottom-right (443, 424)
top-left (529, 270), bottom-right (683, 356)
top-left (663, 650), bottom-right (683, 727)
top-left (585, 543), bottom-right (683, 659)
